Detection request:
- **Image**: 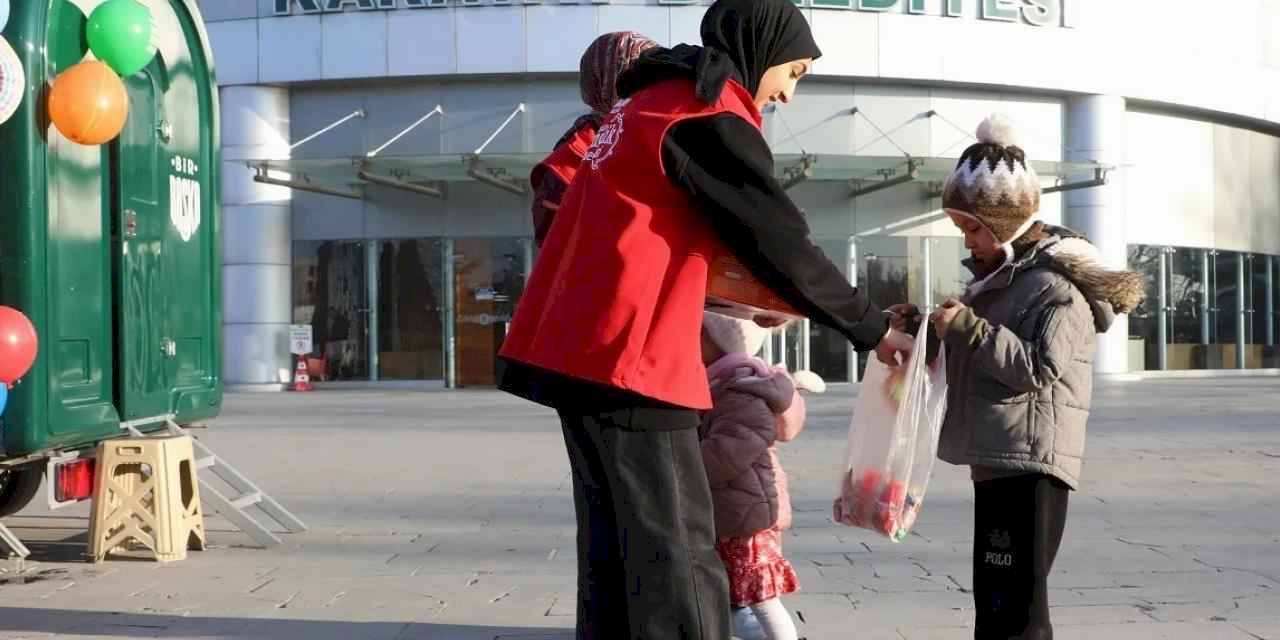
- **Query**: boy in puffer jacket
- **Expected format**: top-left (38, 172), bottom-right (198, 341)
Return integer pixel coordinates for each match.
top-left (699, 311), bottom-right (825, 640)
top-left (895, 114), bottom-right (1146, 640)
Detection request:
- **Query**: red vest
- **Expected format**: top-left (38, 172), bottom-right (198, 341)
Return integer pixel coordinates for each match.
top-left (501, 78), bottom-right (762, 410)
top-left (533, 122), bottom-right (596, 188)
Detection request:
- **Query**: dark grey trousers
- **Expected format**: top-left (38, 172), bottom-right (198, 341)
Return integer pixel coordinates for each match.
top-left (558, 408), bottom-right (731, 640)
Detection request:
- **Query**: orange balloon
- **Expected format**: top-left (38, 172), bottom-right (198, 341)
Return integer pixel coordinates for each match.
top-left (47, 60), bottom-right (129, 145)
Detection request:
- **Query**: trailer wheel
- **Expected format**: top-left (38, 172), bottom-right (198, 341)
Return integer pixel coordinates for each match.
top-left (0, 466), bottom-right (42, 517)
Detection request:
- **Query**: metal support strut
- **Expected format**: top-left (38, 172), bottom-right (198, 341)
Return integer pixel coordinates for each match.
top-left (291, 109), bottom-right (366, 151)
top-left (253, 169), bottom-right (363, 200)
top-left (357, 168), bottom-right (444, 199)
top-left (467, 104), bottom-right (528, 196)
top-left (367, 105), bottom-right (443, 158)
top-left (0, 521), bottom-right (30, 562)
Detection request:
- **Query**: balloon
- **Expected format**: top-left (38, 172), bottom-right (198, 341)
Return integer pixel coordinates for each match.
top-left (0, 306), bottom-right (36, 384)
top-left (0, 36), bottom-right (22, 126)
top-left (86, 0), bottom-right (154, 77)
top-left (0, 383), bottom-right (8, 416)
top-left (48, 60), bottom-right (128, 145)
top-left (0, 0), bottom-right (9, 34)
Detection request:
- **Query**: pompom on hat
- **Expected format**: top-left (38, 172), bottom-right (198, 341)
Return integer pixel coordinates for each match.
top-left (942, 113), bottom-right (1041, 245)
top-left (703, 311), bottom-right (771, 358)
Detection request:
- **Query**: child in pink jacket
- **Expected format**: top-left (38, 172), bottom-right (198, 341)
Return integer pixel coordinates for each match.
top-left (700, 311), bottom-right (826, 640)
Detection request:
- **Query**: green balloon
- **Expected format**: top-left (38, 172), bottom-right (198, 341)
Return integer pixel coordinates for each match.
top-left (86, 0), bottom-right (154, 77)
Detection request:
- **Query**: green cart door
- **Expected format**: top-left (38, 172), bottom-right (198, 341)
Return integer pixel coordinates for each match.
top-left (115, 0), bottom-right (222, 424)
top-left (115, 66), bottom-right (172, 421)
top-left (155, 0), bottom-right (222, 420)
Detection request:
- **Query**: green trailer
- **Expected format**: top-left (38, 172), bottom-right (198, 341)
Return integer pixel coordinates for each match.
top-left (0, 0), bottom-right (222, 517)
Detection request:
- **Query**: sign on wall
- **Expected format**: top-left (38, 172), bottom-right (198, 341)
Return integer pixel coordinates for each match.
top-left (274, 0), bottom-right (1069, 28)
top-left (289, 325), bottom-right (314, 356)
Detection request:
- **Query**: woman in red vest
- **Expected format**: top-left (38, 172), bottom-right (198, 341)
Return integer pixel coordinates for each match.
top-left (501, 1), bottom-right (914, 637)
top-left (530, 31), bottom-right (658, 247)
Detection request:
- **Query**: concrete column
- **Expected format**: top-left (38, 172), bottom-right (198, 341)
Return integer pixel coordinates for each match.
top-left (220, 86), bottom-right (293, 390)
top-left (1065, 95), bottom-right (1129, 374)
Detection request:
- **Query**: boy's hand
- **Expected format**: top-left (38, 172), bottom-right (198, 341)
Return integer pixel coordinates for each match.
top-left (930, 299), bottom-right (966, 338)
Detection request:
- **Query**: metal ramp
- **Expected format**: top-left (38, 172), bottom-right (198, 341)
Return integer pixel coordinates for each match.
top-left (121, 415), bottom-right (307, 547)
top-left (0, 521), bottom-right (30, 560)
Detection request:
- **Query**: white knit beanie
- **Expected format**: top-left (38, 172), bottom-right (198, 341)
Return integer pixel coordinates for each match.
top-left (702, 311), bottom-right (770, 357)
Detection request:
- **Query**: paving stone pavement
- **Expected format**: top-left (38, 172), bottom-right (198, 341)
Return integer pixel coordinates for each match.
top-left (1, 377), bottom-right (1277, 639)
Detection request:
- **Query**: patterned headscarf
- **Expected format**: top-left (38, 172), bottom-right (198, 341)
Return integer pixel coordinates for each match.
top-left (579, 31), bottom-right (659, 115)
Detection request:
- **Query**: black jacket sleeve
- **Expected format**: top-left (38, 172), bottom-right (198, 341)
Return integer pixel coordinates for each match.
top-left (662, 113), bottom-right (887, 351)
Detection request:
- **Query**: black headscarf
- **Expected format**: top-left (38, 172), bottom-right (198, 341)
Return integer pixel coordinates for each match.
top-left (700, 0), bottom-right (822, 98)
top-left (618, 0), bottom-right (822, 105)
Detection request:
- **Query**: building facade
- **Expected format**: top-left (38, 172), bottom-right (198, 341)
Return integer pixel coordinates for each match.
top-left (198, 0), bottom-right (1280, 388)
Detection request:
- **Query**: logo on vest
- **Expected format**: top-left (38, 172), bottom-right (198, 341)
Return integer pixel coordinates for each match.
top-left (583, 98), bottom-right (629, 171)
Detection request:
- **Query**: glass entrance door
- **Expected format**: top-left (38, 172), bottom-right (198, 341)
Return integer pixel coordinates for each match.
top-left (293, 241), bottom-right (369, 380)
top-left (377, 239), bottom-right (446, 380)
top-left (451, 238), bottom-right (527, 387)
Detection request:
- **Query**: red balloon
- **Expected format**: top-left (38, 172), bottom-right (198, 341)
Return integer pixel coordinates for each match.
top-left (0, 306), bottom-right (38, 383)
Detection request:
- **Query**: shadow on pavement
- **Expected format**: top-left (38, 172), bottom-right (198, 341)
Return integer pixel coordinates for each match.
top-left (0, 607), bottom-right (573, 639)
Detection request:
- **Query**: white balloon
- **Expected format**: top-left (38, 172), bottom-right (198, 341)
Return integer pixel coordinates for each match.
top-left (0, 1), bottom-right (8, 34)
top-left (0, 36), bottom-right (23, 126)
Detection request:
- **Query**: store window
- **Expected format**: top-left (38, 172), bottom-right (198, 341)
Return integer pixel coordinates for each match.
top-left (1128, 245), bottom-right (1280, 371)
top-left (377, 239), bottom-right (446, 380)
top-left (293, 241), bottom-right (369, 381)
top-left (452, 237), bottom-right (527, 387)
top-left (1271, 256), bottom-right (1280, 368)
top-left (807, 238), bottom-right (852, 382)
top-left (1126, 246), bottom-right (1161, 371)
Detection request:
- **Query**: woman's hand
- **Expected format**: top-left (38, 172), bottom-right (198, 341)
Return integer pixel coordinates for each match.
top-left (752, 313), bottom-right (791, 329)
top-left (886, 303), bottom-right (921, 331)
top-left (875, 326), bottom-right (914, 366)
top-left (930, 299), bottom-right (966, 338)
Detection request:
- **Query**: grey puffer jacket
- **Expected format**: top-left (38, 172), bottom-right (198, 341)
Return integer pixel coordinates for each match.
top-left (938, 225), bottom-right (1145, 489)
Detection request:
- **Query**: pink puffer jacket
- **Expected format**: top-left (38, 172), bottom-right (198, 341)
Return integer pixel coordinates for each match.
top-left (699, 353), bottom-right (807, 540)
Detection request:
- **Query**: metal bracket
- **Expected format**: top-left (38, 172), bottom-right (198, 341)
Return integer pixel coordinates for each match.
top-left (357, 164), bottom-right (444, 199)
top-left (466, 156), bottom-right (527, 196)
top-left (850, 159), bottom-right (921, 199)
top-left (1042, 168), bottom-right (1109, 195)
top-left (781, 153), bottom-right (816, 191)
top-left (252, 166), bottom-right (364, 200)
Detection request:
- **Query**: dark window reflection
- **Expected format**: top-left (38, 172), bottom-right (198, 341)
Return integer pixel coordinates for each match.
top-left (293, 241), bottom-right (369, 380)
top-left (378, 239), bottom-right (445, 380)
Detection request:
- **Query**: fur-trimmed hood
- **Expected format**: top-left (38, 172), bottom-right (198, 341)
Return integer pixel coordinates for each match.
top-left (964, 224), bottom-right (1146, 333)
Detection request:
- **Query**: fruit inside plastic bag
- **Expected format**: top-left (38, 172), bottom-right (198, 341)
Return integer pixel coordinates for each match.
top-left (833, 324), bottom-right (947, 542)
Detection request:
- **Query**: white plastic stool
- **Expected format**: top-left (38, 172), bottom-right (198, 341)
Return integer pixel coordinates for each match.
top-left (88, 435), bottom-right (206, 563)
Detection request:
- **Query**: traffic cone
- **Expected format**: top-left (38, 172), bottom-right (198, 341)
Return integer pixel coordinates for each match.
top-left (291, 358), bottom-right (313, 392)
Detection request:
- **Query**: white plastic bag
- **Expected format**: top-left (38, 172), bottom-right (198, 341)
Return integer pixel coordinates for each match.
top-left (833, 324), bottom-right (947, 542)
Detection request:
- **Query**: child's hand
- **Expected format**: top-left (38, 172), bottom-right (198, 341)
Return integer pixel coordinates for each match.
top-left (930, 299), bottom-right (966, 338)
